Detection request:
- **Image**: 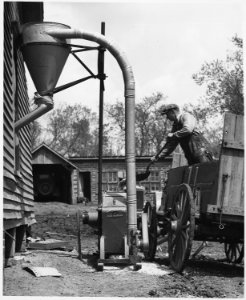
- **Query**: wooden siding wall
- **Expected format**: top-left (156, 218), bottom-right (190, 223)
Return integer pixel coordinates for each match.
top-left (4, 2), bottom-right (35, 230)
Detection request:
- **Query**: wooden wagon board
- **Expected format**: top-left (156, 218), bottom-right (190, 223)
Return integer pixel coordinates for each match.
top-left (211, 113), bottom-right (244, 216)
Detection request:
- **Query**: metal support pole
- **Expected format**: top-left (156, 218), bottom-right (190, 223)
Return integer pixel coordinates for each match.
top-left (98, 22), bottom-right (105, 207)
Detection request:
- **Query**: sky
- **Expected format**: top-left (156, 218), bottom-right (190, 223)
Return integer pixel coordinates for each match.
top-left (24, 0), bottom-right (244, 114)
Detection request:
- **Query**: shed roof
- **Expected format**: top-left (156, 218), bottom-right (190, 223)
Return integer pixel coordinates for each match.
top-left (69, 155), bottom-right (172, 163)
top-left (32, 143), bottom-right (78, 170)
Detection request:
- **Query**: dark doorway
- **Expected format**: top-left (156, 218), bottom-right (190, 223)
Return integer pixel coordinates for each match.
top-left (32, 164), bottom-right (72, 203)
top-left (79, 172), bottom-right (91, 202)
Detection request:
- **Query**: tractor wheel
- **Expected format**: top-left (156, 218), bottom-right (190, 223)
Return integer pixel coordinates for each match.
top-left (224, 242), bottom-right (244, 264)
top-left (37, 181), bottom-right (54, 196)
top-left (143, 201), bottom-right (157, 261)
top-left (168, 183), bottom-right (195, 273)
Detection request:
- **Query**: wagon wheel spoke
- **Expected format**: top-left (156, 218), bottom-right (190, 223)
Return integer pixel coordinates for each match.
top-left (168, 184), bottom-right (195, 273)
top-left (171, 213), bottom-right (178, 221)
top-left (180, 195), bottom-right (187, 219)
top-left (170, 234), bottom-right (178, 249)
top-left (143, 202), bottom-right (157, 261)
top-left (175, 202), bottom-right (182, 218)
top-left (232, 247), bottom-right (236, 261)
top-left (180, 191), bottom-right (185, 210)
top-left (236, 244), bottom-right (240, 253)
top-left (181, 203), bottom-right (189, 224)
top-left (181, 220), bottom-right (190, 230)
top-left (224, 242), bottom-right (244, 264)
top-left (149, 231), bottom-right (156, 238)
top-left (172, 232), bottom-right (186, 270)
top-left (181, 228), bottom-right (189, 240)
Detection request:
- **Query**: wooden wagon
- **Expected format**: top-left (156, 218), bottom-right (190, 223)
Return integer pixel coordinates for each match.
top-left (143, 112), bottom-right (244, 272)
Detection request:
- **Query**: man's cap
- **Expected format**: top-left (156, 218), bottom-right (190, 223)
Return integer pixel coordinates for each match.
top-left (159, 103), bottom-right (179, 115)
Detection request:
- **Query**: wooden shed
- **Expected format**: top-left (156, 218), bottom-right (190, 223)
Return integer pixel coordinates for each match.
top-left (32, 144), bottom-right (78, 204)
top-left (3, 2), bottom-right (44, 261)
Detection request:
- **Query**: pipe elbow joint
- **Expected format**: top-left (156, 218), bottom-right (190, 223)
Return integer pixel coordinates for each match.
top-left (34, 93), bottom-right (54, 109)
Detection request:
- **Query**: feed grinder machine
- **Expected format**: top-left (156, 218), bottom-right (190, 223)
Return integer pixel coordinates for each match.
top-left (82, 164), bottom-right (160, 271)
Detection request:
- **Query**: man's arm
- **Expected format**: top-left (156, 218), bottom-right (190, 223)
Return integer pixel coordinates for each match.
top-left (151, 136), bottom-right (179, 161)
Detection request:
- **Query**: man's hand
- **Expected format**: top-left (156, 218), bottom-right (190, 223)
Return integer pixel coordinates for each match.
top-left (119, 178), bottom-right (127, 189)
top-left (167, 133), bottom-right (174, 138)
top-left (151, 155), bottom-right (158, 162)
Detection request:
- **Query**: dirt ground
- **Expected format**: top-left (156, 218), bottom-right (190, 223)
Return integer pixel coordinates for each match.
top-left (3, 202), bottom-right (244, 297)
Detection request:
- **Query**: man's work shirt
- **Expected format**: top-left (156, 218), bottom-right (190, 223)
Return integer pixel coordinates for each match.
top-left (158, 112), bottom-right (213, 165)
top-left (172, 112), bottom-right (197, 138)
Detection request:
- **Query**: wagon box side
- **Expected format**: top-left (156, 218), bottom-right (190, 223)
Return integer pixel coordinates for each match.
top-left (207, 113), bottom-right (244, 222)
top-left (165, 161), bottom-right (219, 214)
top-left (164, 165), bottom-right (187, 209)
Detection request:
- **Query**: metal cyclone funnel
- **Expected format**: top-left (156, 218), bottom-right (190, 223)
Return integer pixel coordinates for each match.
top-left (21, 22), bottom-right (71, 96)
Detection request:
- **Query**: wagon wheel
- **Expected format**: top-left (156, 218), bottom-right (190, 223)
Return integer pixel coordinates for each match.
top-left (143, 201), bottom-right (157, 261)
top-left (168, 183), bottom-right (195, 273)
top-left (224, 242), bottom-right (244, 264)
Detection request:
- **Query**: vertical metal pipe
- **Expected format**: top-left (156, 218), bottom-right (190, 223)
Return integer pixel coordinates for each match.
top-left (98, 22), bottom-right (105, 207)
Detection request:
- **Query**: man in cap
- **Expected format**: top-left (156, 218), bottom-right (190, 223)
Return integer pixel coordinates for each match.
top-left (151, 104), bottom-right (214, 165)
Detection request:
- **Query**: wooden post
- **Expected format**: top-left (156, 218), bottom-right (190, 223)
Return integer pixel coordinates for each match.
top-left (76, 212), bottom-right (82, 260)
top-left (5, 228), bottom-right (16, 262)
top-left (15, 225), bottom-right (26, 252)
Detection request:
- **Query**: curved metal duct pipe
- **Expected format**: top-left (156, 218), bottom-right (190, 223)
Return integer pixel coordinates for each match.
top-left (15, 94), bottom-right (53, 132)
top-left (46, 28), bottom-right (137, 245)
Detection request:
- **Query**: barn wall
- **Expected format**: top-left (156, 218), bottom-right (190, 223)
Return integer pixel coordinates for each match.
top-left (72, 169), bottom-right (80, 203)
top-left (72, 161), bottom-right (98, 203)
top-left (3, 2), bottom-right (43, 232)
top-left (70, 158), bottom-right (172, 203)
top-left (71, 169), bottom-right (78, 204)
